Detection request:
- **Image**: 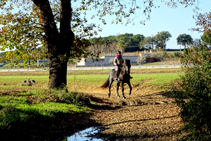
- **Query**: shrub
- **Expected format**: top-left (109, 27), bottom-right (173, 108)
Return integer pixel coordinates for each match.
top-left (172, 45), bottom-right (211, 140)
top-left (173, 51), bottom-right (182, 57)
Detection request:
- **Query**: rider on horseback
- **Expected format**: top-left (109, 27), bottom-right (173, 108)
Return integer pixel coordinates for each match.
top-left (114, 50), bottom-right (124, 81)
top-left (114, 51), bottom-right (133, 82)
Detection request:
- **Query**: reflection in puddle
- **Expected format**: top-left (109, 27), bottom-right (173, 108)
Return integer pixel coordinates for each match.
top-left (67, 127), bottom-right (108, 141)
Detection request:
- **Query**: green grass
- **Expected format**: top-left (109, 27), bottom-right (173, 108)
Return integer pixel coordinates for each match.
top-left (67, 73), bottom-right (182, 88)
top-left (0, 88), bottom-right (92, 132)
top-left (0, 73), bottom-right (182, 89)
top-left (143, 62), bottom-right (160, 66)
top-left (133, 73), bottom-right (181, 84)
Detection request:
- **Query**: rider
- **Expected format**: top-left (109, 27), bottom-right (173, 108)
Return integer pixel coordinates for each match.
top-left (114, 51), bottom-right (124, 81)
top-left (114, 51), bottom-right (133, 81)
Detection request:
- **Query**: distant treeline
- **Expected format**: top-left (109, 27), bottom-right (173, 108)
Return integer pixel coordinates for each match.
top-left (87, 31), bottom-right (174, 54)
top-left (124, 47), bottom-right (184, 52)
top-left (87, 33), bottom-right (145, 54)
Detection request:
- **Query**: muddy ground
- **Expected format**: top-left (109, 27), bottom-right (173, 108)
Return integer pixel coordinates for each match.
top-left (70, 84), bottom-right (185, 141)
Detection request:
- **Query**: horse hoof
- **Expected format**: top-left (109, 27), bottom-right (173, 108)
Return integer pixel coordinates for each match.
top-left (122, 97), bottom-right (126, 99)
top-left (128, 92), bottom-right (131, 95)
top-left (117, 96), bottom-right (120, 98)
top-left (108, 93), bottom-right (110, 98)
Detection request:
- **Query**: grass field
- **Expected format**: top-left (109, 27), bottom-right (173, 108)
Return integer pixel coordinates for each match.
top-left (0, 68), bottom-right (183, 140)
top-left (0, 72), bottom-right (182, 90)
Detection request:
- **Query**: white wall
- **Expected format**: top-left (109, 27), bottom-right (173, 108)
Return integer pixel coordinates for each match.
top-left (76, 56), bottom-right (140, 66)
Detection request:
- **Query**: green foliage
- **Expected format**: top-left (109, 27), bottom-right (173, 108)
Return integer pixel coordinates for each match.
top-left (139, 31), bottom-right (172, 50)
top-left (201, 30), bottom-right (211, 45)
top-left (0, 51), bottom-right (9, 63)
top-left (139, 36), bottom-right (157, 49)
top-left (0, 0), bottom-right (100, 68)
top-left (176, 34), bottom-right (193, 48)
top-left (0, 89), bottom-right (92, 130)
top-left (131, 34), bottom-right (145, 46)
top-left (172, 45), bottom-right (211, 140)
top-left (88, 33), bottom-right (145, 52)
top-left (173, 51), bottom-right (182, 57)
top-left (155, 31), bottom-right (172, 49)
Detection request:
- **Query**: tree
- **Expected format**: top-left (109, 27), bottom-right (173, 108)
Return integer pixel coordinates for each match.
top-left (177, 34), bottom-right (193, 48)
top-left (155, 31), bottom-right (172, 49)
top-left (193, 38), bottom-right (202, 48)
top-left (131, 34), bottom-right (145, 46)
top-left (0, 0), bottom-right (76, 89)
top-left (0, 0), bottom-right (208, 90)
top-left (116, 33), bottom-right (133, 50)
top-left (0, 0), bottom-right (138, 89)
top-left (139, 36), bottom-right (157, 50)
top-left (106, 36), bottom-right (119, 54)
top-left (201, 30), bottom-right (211, 45)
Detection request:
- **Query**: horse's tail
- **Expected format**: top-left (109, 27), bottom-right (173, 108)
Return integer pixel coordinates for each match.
top-left (101, 77), bottom-right (109, 89)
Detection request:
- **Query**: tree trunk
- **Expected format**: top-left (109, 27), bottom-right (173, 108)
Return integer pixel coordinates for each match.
top-left (48, 47), bottom-right (69, 89)
top-left (33, 0), bottom-right (74, 89)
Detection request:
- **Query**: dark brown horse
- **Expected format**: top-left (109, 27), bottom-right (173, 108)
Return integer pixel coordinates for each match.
top-left (101, 59), bottom-right (132, 99)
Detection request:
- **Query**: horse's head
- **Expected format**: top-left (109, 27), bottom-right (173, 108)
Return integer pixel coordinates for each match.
top-left (123, 59), bottom-right (131, 73)
top-left (124, 59), bottom-right (131, 69)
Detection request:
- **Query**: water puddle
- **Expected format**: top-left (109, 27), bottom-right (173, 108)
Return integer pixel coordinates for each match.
top-left (66, 126), bottom-right (108, 141)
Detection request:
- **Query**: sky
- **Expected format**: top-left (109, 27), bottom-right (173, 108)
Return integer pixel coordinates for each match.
top-left (79, 0), bottom-right (211, 49)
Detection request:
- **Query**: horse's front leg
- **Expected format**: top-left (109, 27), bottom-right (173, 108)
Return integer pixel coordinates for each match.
top-left (116, 82), bottom-right (120, 98)
top-left (127, 81), bottom-right (132, 95)
top-left (121, 81), bottom-right (126, 99)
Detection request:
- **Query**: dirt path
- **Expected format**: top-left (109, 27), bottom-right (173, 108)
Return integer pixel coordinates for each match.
top-left (76, 85), bottom-right (184, 140)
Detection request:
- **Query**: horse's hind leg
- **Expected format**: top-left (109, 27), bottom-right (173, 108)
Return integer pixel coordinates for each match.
top-left (116, 82), bottom-right (120, 98)
top-left (108, 79), bottom-right (113, 98)
top-left (121, 81), bottom-right (126, 99)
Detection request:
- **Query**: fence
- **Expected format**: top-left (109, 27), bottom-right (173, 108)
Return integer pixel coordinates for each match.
top-left (0, 65), bottom-right (182, 72)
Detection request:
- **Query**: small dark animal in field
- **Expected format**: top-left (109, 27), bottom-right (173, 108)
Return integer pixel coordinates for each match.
top-left (101, 59), bottom-right (132, 99)
top-left (23, 80), bottom-right (36, 86)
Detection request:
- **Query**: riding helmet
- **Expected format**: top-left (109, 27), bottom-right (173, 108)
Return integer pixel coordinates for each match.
top-left (117, 50), bottom-right (121, 54)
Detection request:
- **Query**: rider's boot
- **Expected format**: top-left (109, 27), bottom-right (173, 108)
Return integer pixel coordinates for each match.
top-left (115, 72), bottom-right (120, 82)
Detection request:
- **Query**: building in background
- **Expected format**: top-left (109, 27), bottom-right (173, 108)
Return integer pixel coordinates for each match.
top-left (76, 56), bottom-right (140, 67)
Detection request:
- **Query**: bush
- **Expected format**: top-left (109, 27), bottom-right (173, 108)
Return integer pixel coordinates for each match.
top-left (173, 51), bottom-right (182, 57)
top-left (58, 91), bottom-right (91, 106)
top-left (172, 45), bottom-right (211, 140)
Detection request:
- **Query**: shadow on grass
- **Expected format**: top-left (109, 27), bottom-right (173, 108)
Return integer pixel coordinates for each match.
top-left (88, 96), bottom-right (122, 110)
top-left (0, 92), bottom-right (122, 141)
top-left (139, 91), bottom-right (174, 98)
top-left (0, 106), bottom-right (103, 141)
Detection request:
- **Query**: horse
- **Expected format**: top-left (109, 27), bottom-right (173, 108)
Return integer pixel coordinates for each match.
top-left (101, 59), bottom-right (132, 99)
